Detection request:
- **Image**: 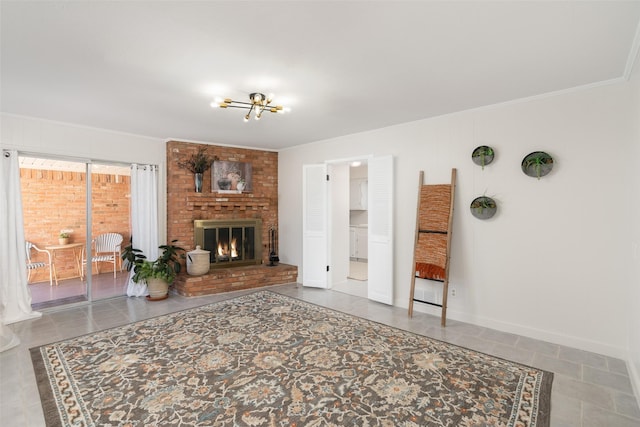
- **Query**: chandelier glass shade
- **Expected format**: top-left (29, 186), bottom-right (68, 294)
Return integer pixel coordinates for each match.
top-left (215, 92), bottom-right (285, 122)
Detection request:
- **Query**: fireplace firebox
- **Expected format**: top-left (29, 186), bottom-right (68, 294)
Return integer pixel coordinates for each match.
top-left (194, 219), bottom-right (262, 269)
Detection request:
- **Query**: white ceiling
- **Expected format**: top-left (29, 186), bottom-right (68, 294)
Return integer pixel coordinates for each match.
top-left (2, 1), bottom-right (640, 151)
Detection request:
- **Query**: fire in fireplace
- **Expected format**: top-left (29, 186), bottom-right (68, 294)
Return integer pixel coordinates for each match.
top-left (194, 219), bottom-right (262, 269)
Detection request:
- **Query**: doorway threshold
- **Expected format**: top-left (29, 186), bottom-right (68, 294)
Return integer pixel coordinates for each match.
top-left (32, 295), bottom-right (88, 311)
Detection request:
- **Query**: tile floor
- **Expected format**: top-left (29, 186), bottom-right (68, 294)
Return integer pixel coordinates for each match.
top-left (333, 277), bottom-right (368, 299)
top-left (1, 283), bottom-right (639, 426)
top-left (347, 260), bottom-right (368, 281)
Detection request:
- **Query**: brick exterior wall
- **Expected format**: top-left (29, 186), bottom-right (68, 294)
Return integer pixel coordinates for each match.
top-left (166, 140), bottom-right (296, 296)
top-left (21, 168), bottom-right (131, 282)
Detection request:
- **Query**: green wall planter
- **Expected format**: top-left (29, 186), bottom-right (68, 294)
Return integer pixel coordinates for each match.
top-left (470, 196), bottom-right (497, 220)
top-left (471, 145), bottom-right (495, 169)
top-left (521, 151), bottom-right (553, 179)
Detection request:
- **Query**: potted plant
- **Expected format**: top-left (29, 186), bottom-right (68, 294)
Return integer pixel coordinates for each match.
top-left (470, 196), bottom-right (497, 219)
top-left (471, 145), bottom-right (495, 169)
top-left (177, 147), bottom-right (218, 193)
top-left (58, 232), bottom-right (70, 245)
top-left (122, 240), bottom-right (186, 300)
top-left (521, 151), bottom-right (554, 179)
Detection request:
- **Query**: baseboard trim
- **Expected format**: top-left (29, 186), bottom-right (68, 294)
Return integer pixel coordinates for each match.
top-left (628, 355), bottom-right (640, 410)
top-left (409, 303), bottom-right (626, 359)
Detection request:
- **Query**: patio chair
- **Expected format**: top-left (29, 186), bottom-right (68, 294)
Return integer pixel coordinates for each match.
top-left (83, 233), bottom-right (123, 278)
top-left (26, 241), bottom-right (54, 286)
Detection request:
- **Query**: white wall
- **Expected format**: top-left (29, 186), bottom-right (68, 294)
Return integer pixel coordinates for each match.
top-left (627, 51), bottom-right (640, 404)
top-left (279, 80), bottom-right (637, 359)
top-left (0, 114), bottom-right (168, 241)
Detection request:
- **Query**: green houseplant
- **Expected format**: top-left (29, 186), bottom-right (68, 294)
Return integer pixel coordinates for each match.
top-left (521, 151), bottom-right (554, 179)
top-left (122, 240), bottom-right (186, 300)
top-left (470, 196), bottom-right (497, 220)
top-left (471, 146), bottom-right (495, 170)
top-left (58, 231), bottom-right (70, 245)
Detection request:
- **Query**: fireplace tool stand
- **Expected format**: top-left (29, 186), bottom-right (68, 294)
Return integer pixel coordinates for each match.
top-left (268, 226), bottom-right (279, 266)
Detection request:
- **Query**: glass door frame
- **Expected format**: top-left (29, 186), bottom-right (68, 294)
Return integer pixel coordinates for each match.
top-left (19, 151), bottom-right (130, 308)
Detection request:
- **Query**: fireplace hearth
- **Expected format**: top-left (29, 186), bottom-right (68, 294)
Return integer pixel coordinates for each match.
top-left (194, 219), bottom-right (262, 269)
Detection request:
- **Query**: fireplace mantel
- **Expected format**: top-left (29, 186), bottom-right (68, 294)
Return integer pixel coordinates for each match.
top-left (185, 194), bottom-right (272, 212)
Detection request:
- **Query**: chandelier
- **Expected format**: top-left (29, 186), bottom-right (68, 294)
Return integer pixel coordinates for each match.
top-left (214, 93), bottom-right (285, 122)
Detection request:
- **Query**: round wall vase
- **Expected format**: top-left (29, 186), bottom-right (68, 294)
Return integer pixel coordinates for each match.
top-left (146, 278), bottom-right (169, 301)
top-left (470, 196), bottom-right (497, 220)
top-left (187, 245), bottom-right (210, 276)
top-left (521, 151), bottom-right (554, 179)
top-left (471, 145), bottom-right (495, 169)
top-left (58, 237), bottom-right (69, 245)
top-left (194, 173), bottom-right (203, 193)
top-left (217, 177), bottom-right (231, 190)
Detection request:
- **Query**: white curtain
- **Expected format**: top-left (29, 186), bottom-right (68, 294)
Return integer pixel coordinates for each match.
top-left (126, 164), bottom-right (159, 297)
top-left (0, 150), bottom-right (41, 351)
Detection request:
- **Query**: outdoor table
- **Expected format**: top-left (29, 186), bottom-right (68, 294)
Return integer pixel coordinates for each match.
top-left (44, 242), bottom-right (84, 285)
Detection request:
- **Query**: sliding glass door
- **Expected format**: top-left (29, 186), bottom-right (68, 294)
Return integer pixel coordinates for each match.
top-left (20, 155), bottom-right (131, 309)
top-left (88, 162), bottom-right (131, 301)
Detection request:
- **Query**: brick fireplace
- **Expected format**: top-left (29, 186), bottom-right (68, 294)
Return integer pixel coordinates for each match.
top-left (166, 140), bottom-right (297, 296)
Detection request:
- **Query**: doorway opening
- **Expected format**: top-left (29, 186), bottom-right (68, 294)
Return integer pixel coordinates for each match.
top-left (333, 160), bottom-right (369, 299)
top-left (303, 155), bottom-right (393, 305)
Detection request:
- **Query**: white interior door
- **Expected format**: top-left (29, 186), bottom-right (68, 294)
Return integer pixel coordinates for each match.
top-left (302, 163), bottom-right (328, 288)
top-left (367, 155), bottom-right (394, 304)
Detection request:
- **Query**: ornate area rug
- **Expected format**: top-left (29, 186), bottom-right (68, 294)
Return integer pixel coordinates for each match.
top-left (31, 291), bottom-right (552, 426)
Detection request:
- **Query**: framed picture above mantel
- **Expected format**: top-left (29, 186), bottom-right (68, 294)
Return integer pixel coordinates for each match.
top-left (212, 160), bottom-right (253, 193)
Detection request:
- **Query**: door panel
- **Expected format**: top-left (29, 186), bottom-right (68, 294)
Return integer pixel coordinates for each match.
top-left (302, 164), bottom-right (328, 288)
top-left (20, 156), bottom-right (89, 307)
top-left (367, 155), bottom-right (394, 305)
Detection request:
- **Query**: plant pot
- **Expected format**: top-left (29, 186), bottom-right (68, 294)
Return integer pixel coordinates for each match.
top-left (521, 151), bottom-right (554, 179)
top-left (471, 145), bottom-right (495, 169)
top-left (194, 173), bottom-right (203, 193)
top-left (470, 196), bottom-right (497, 220)
top-left (146, 278), bottom-right (169, 300)
top-left (58, 238), bottom-right (69, 245)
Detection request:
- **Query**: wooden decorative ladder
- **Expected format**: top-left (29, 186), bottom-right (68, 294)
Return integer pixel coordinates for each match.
top-left (408, 169), bottom-right (456, 326)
